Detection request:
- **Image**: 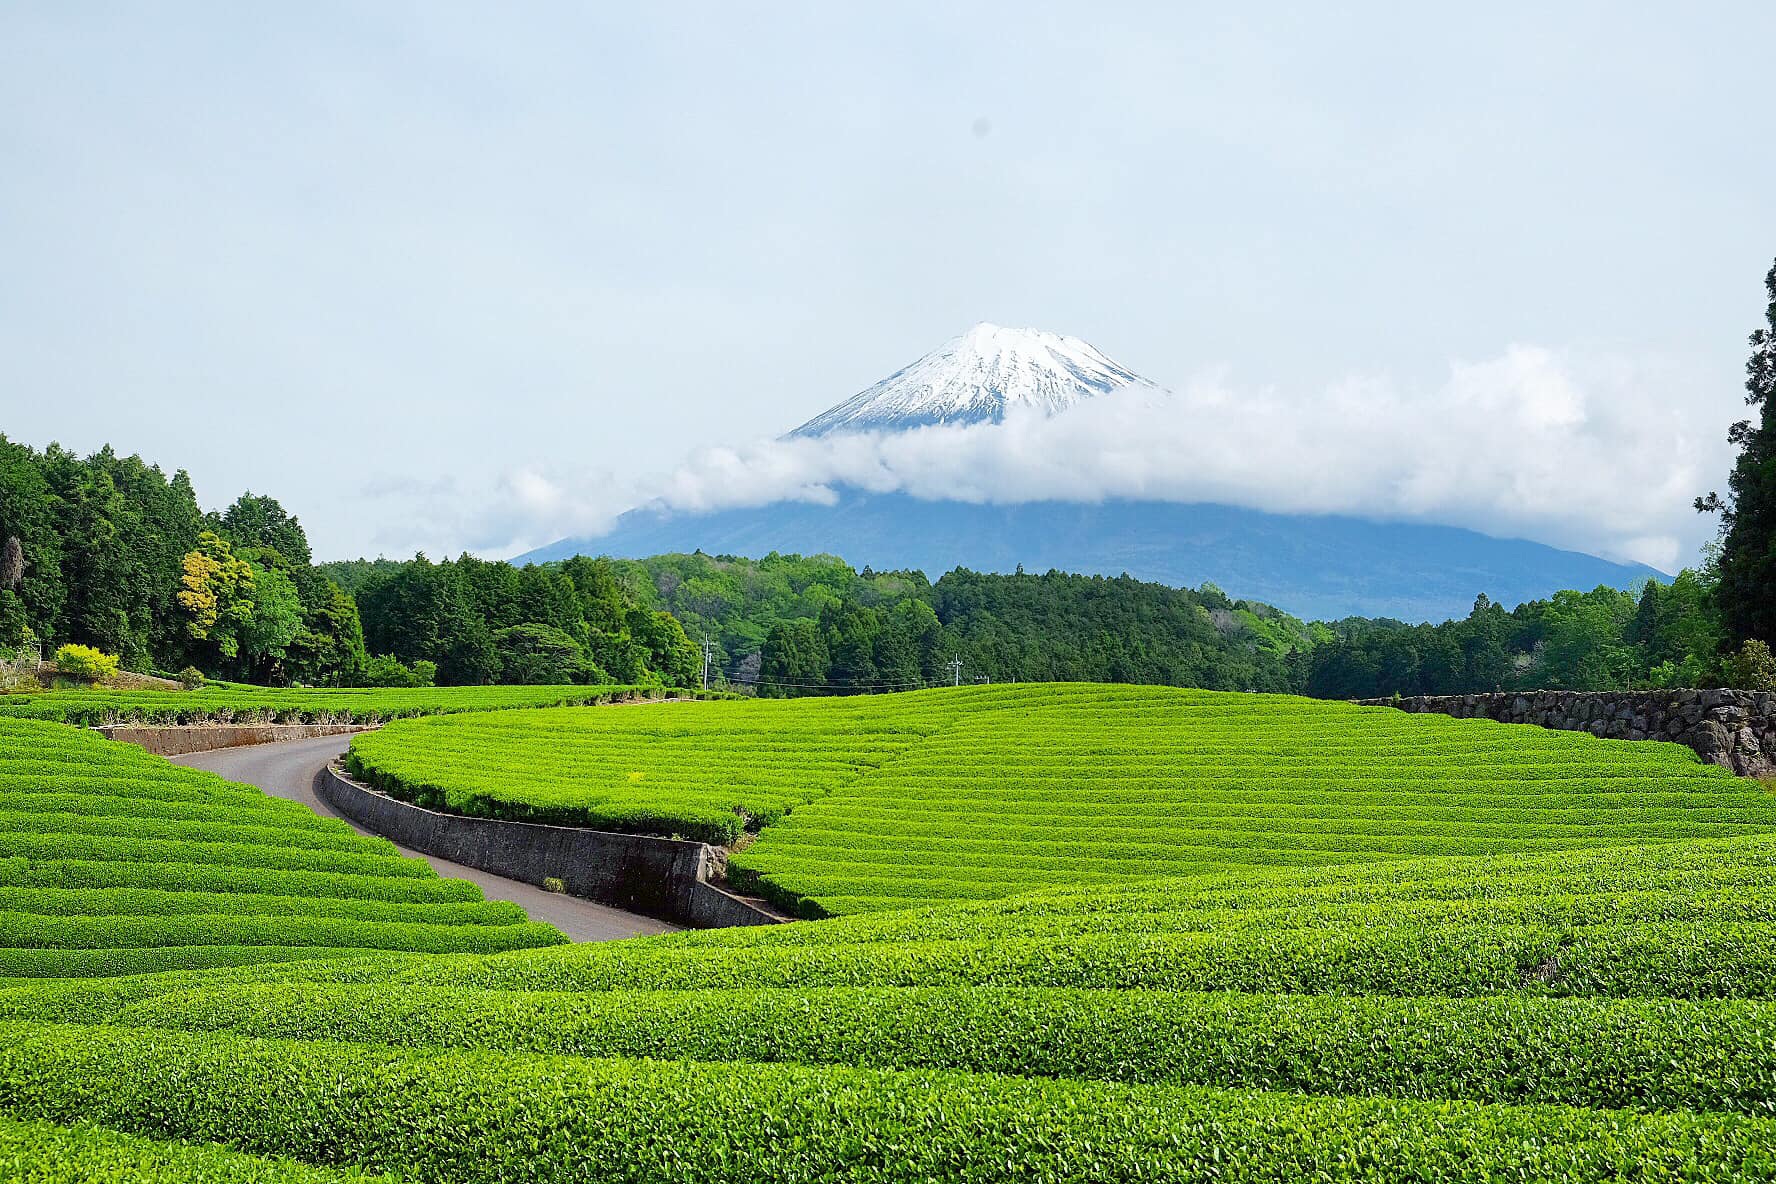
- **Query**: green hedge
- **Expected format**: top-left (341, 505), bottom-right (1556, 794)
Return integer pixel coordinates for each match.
top-left (0, 1115), bottom-right (394, 1183)
top-left (0, 946), bottom-right (419, 980)
top-left (0, 684), bottom-right (713, 726)
top-left (0, 911), bottom-right (563, 956)
top-left (0, 886), bottom-right (524, 927)
top-left (0, 858), bottom-right (483, 904)
top-left (51, 981), bottom-right (1776, 1117)
top-left (2, 1022), bottom-right (1774, 1183)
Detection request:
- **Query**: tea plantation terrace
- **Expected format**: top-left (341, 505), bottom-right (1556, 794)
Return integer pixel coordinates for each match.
top-left (10, 682), bottom-right (1776, 1179)
top-left (0, 716), bottom-right (565, 979)
top-left (342, 683), bottom-right (1776, 916)
top-left (9, 830), bottom-right (1776, 1178)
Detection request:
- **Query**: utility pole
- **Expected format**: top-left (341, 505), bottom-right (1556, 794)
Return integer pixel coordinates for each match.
top-left (701, 637), bottom-right (715, 691)
top-left (948, 658), bottom-right (962, 687)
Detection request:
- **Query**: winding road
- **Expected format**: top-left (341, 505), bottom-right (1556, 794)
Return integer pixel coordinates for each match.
top-left (174, 735), bottom-right (677, 942)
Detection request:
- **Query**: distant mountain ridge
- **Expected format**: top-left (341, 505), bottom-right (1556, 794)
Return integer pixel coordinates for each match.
top-left (523, 325), bottom-right (1663, 621)
top-left (518, 493), bottom-right (1661, 623)
top-left (786, 323), bottom-right (1156, 437)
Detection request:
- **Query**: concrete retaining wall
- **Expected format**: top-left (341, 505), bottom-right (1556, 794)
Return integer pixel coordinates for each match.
top-left (318, 764), bottom-right (782, 929)
top-left (1360, 689), bottom-right (1776, 777)
top-left (99, 723), bottom-right (372, 756)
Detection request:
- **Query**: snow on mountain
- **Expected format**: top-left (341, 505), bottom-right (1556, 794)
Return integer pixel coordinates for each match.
top-left (785, 323), bottom-right (1159, 438)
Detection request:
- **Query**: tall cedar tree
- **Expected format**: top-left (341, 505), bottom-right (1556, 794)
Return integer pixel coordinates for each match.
top-left (1699, 259), bottom-right (1776, 646)
top-left (0, 537), bottom-right (21, 590)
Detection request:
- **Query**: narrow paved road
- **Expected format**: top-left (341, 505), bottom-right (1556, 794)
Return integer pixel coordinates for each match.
top-left (174, 735), bottom-right (677, 942)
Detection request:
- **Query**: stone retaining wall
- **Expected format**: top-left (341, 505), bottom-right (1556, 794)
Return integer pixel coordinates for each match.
top-left (318, 764), bottom-right (782, 929)
top-left (1359, 690), bottom-right (1776, 777)
top-left (98, 723), bottom-right (372, 756)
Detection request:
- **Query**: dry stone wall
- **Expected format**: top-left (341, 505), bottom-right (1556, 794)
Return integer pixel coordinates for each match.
top-left (318, 764), bottom-right (783, 929)
top-left (99, 723), bottom-right (371, 756)
top-left (1359, 690), bottom-right (1776, 778)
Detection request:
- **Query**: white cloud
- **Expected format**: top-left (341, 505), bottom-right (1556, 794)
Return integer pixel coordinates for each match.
top-left (467, 344), bottom-right (1725, 573)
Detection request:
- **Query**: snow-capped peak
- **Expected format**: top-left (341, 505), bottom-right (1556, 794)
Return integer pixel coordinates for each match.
top-left (786, 323), bottom-right (1157, 438)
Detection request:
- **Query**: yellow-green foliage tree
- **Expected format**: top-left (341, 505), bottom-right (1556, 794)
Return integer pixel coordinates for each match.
top-left (177, 531), bottom-right (255, 659)
top-left (52, 642), bottom-right (119, 681)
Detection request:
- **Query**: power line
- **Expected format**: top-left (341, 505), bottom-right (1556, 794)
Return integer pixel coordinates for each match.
top-left (720, 667), bottom-right (933, 691)
top-left (738, 677), bottom-right (929, 690)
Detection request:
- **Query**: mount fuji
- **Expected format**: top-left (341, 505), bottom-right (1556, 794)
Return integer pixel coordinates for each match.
top-left (518, 326), bottom-right (1660, 622)
top-left (786, 323), bottom-right (1158, 436)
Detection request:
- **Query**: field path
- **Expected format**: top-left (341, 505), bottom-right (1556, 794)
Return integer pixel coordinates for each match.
top-left (174, 734), bottom-right (676, 942)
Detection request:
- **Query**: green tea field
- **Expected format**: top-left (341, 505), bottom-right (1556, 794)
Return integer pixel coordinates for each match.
top-left (9, 684), bottom-right (1776, 1180)
top-left (347, 684), bottom-right (1776, 915)
top-left (0, 717), bottom-right (564, 980)
top-left (7, 831), bottom-right (1776, 1178)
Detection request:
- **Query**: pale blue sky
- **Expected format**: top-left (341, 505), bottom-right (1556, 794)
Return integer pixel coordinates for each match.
top-left (2, 2), bottom-right (1771, 564)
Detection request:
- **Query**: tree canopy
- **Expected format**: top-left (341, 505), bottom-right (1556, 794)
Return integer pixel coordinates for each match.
top-left (1699, 257), bottom-right (1776, 649)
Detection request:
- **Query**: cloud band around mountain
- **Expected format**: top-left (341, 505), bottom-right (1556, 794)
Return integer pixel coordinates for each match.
top-left (484, 344), bottom-right (1718, 575)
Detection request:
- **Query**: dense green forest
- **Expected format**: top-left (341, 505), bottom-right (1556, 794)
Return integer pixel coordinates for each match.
top-left (318, 554), bottom-right (700, 688)
top-left (614, 546), bottom-right (1769, 699)
top-left (0, 437), bottom-right (698, 689)
top-left (1299, 571), bottom-right (1747, 699)
top-left (617, 552), bottom-right (1326, 694)
top-left (0, 437), bottom-right (365, 684)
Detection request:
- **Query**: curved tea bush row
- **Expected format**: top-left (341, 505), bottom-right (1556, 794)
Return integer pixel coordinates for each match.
top-left (4, 1022), bottom-right (1775, 1184)
top-left (0, 857), bottom-right (484, 903)
top-left (0, 809), bottom-right (388, 856)
top-left (0, 717), bottom-right (564, 976)
top-left (0, 831), bottom-right (431, 880)
top-left (735, 688), bottom-right (1776, 914)
top-left (0, 886), bottom-right (524, 926)
top-left (0, 1115), bottom-right (393, 1184)
top-left (391, 834), bottom-right (1776, 1000)
top-left (66, 981), bottom-right (1776, 1117)
top-left (0, 945), bottom-right (422, 981)
top-left (344, 684), bottom-right (1776, 913)
top-left (0, 912), bottom-right (561, 956)
top-left (0, 955), bottom-right (429, 1024)
top-left (0, 684), bottom-right (701, 727)
top-left (406, 919), bottom-right (1776, 999)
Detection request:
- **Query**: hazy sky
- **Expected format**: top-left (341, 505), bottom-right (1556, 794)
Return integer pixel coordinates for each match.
top-left (2, 3), bottom-right (1771, 569)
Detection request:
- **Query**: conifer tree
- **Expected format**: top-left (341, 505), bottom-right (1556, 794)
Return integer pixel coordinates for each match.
top-left (0, 536), bottom-right (21, 591)
top-left (1698, 259), bottom-right (1776, 647)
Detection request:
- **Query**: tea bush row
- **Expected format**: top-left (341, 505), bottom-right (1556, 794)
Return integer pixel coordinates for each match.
top-left (0, 886), bottom-right (523, 927)
top-left (0, 1114), bottom-right (392, 1184)
top-left (386, 833), bottom-right (1776, 1000)
top-left (729, 686), bottom-right (1776, 913)
top-left (0, 683), bottom-right (700, 727)
top-left (37, 980), bottom-right (1776, 1117)
top-left (0, 717), bottom-right (564, 976)
top-left (0, 856), bottom-right (483, 904)
top-left (3, 1021), bottom-right (1774, 1184)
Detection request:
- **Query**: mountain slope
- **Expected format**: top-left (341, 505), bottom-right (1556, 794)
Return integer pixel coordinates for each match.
top-left (786, 323), bottom-right (1156, 437)
top-left (525, 325), bottom-right (1661, 620)
top-left (518, 493), bottom-right (1661, 623)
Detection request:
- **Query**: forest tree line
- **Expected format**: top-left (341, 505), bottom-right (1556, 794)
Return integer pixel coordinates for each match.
top-left (617, 549), bottom-right (1767, 699)
top-left (620, 551), bottom-right (1325, 695)
top-left (0, 437), bottom-right (698, 689)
